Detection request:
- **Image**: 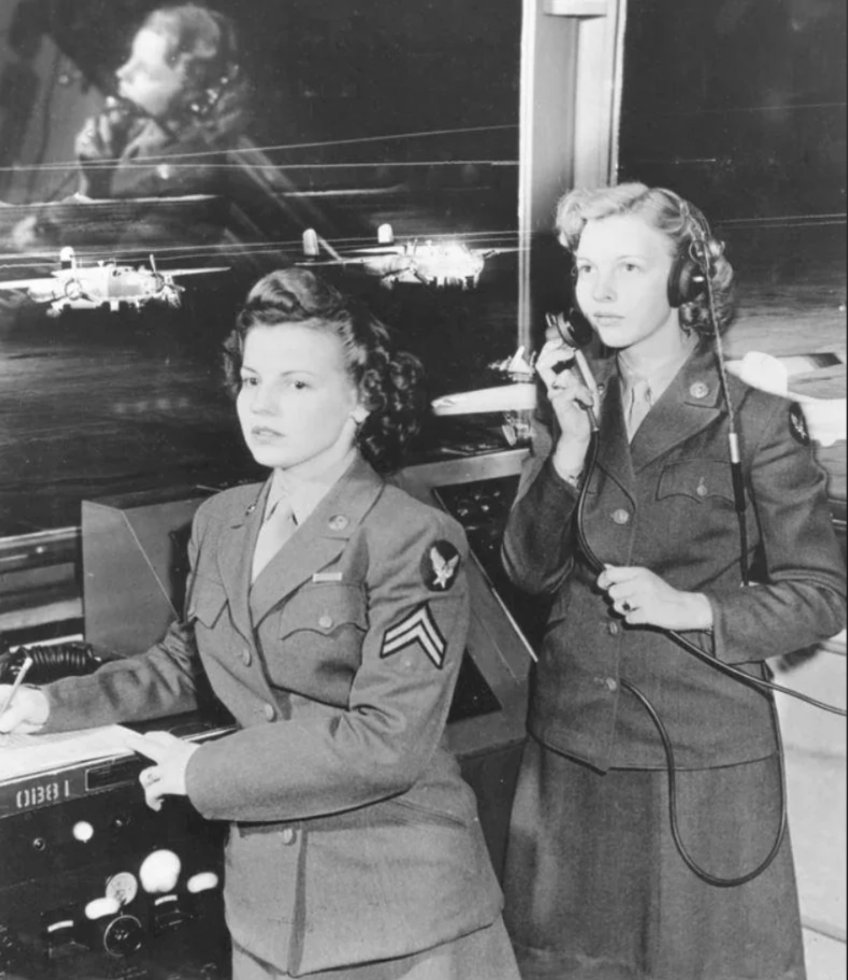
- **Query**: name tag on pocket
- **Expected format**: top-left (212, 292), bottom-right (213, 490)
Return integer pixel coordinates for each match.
top-left (312, 571), bottom-right (343, 583)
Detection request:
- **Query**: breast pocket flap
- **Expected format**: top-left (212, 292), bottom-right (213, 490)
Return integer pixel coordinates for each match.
top-left (657, 459), bottom-right (735, 504)
top-left (278, 585), bottom-right (368, 640)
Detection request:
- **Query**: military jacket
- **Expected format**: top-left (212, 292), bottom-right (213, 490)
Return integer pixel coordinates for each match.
top-left (503, 346), bottom-right (846, 771)
top-left (43, 455), bottom-right (502, 975)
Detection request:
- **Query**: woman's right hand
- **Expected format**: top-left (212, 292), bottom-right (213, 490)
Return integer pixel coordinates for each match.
top-left (0, 686), bottom-right (49, 734)
top-left (535, 337), bottom-right (597, 480)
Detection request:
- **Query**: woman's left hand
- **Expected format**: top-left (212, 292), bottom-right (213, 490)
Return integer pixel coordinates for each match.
top-left (597, 565), bottom-right (713, 632)
top-left (137, 731), bottom-right (200, 812)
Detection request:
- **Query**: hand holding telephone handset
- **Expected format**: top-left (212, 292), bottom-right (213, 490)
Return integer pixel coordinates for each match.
top-left (75, 95), bottom-right (145, 164)
top-left (537, 312), bottom-right (601, 484)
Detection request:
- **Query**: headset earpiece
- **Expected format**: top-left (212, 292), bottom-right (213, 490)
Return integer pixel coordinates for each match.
top-left (667, 247), bottom-right (707, 308)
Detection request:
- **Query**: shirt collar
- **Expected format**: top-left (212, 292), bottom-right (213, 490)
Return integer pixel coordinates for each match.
top-left (617, 332), bottom-right (698, 404)
top-left (265, 448), bottom-right (358, 527)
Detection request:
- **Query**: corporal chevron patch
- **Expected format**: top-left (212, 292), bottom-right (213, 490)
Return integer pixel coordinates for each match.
top-left (380, 602), bottom-right (447, 669)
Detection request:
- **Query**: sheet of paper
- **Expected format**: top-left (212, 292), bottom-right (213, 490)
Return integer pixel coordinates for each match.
top-left (0, 725), bottom-right (140, 782)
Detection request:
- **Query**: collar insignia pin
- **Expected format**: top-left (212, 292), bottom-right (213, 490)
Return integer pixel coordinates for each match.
top-left (690, 381), bottom-right (709, 399)
top-left (329, 515), bottom-right (349, 531)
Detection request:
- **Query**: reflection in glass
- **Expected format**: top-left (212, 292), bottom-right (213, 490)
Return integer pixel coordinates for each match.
top-left (0, 1), bottom-right (521, 538)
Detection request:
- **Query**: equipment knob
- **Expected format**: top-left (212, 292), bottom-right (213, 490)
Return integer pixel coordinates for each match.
top-left (101, 914), bottom-right (144, 957)
top-left (139, 849), bottom-right (181, 893)
top-left (72, 820), bottom-right (95, 843)
top-left (85, 897), bottom-right (120, 921)
top-left (187, 871), bottom-right (220, 893)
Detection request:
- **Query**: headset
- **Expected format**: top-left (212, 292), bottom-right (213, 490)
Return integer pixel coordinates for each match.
top-left (185, 9), bottom-right (241, 121)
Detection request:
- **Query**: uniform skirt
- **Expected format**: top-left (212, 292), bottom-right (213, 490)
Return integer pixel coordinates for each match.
top-left (231, 915), bottom-right (520, 980)
top-left (503, 738), bottom-right (806, 980)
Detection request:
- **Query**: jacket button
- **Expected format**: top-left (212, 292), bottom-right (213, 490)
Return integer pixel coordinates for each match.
top-left (607, 621), bottom-right (620, 636)
top-left (611, 508), bottom-right (630, 525)
top-left (280, 828), bottom-right (297, 845)
top-left (263, 703), bottom-right (275, 721)
top-left (605, 677), bottom-right (618, 692)
top-left (318, 614), bottom-right (334, 630)
top-left (241, 650), bottom-right (252, 666)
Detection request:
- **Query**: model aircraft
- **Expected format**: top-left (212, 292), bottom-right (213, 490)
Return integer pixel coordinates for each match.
top-left (0, 247), bottom-right (228, 316)
top-left (297, 225), bottom-right (517, 289)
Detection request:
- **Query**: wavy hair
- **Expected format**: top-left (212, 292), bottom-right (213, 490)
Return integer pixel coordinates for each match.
top-left (555, 182), bottom-right (735, 338)
top-left (144, 3), bottom-right (248, 132)
top-left (223, 268), bottom-right (427, 473)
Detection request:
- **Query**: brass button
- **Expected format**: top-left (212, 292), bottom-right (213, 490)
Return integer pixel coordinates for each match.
top-left (241, 650), bottom-right (252, 666)
top-left (696, 480), bottom-right (708, 497)
top-left (263, 703), bottom-right (275, 721)
top-left (605, 677), bottom-right (618, 692)
top-left (608, 621), bottom-right (620, 636)
top-left (318, 614), bottom-right (334, 631)
top-left (280, 828), bottom-right (296, 846)
top-left (611, 509), bottom-right (630, 525)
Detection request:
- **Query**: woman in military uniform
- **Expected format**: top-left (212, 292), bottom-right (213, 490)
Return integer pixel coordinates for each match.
top-left (501, 183), bottom-right (846, 979)
top-left (0, 268), bottom-right (519, 980)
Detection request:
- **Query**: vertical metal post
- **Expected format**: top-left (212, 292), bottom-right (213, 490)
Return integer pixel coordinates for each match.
top-left (517, 0), bottom-right (628, 352)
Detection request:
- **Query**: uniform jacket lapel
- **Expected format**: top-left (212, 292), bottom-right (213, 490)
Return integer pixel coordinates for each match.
top-left (216, 480), bottom-right (269, 645)
top-left (593, 370), bottom-right (635, 501)
top-left (248, 455), bottom-right (385, 629)
top-left (629, 346), bottom-right (724, 473)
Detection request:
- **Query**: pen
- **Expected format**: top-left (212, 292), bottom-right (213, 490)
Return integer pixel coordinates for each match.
top-left (0, 656), bottom-right (34, 719)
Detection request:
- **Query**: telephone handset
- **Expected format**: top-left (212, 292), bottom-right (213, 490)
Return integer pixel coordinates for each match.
top-left (545, 312), bottom-right (600, 432)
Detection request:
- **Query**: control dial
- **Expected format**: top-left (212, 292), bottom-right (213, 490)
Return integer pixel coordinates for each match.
top-left (102, 914), bottom-right (144, 957)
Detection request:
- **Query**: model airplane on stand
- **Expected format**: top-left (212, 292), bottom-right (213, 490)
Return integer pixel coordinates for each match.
top-left (298, 224), bottom-right (517, 289)
top-left (0, 247), bottom-right (228, 316)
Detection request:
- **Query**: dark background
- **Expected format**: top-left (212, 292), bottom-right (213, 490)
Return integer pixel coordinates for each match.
top-left (0, 0), bottom-right (843, 535)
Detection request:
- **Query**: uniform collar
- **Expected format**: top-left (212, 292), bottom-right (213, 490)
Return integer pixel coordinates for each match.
top-left (617, 331), bottom-right (699, 406)
top-left (593, 344), bottom-right (726, 491)
top-left (265, 447), bottom-right (358, 527)
top-left (218, 453), bottom-right (386, 639)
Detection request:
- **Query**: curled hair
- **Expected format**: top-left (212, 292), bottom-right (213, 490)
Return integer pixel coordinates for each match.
top-left (223, 268), bottom-right (427, 473)
top-left (555, 182), bottom-right (735, 338)
top-left (144, 3), bottom-right (246, 127)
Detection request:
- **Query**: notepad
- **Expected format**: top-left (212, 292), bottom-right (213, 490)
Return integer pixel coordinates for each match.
top-left (0, 725), bottom-right (144, 782)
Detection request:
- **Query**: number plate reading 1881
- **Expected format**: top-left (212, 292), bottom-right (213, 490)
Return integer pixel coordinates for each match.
top-left (0, 769), bottom-right (86, 819)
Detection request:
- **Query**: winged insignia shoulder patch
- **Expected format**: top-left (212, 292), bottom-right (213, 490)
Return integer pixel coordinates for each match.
top-left (421, 540), bottom-right (461, 592)
top-left (380, 602), bottom-right (447, 669)
top-left (788, 403), bottom-right (810, 446)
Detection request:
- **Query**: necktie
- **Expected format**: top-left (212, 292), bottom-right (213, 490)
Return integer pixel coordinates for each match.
top-left (251, 499), bottom-right (297, 582)
top-left (626, 378), bottom-right (652, 440)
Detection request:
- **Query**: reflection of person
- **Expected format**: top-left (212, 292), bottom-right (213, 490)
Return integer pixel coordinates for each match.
top-left (75, 2), bottom-right (249, 199)
top-left (0, 268), bottom-right (520, 980)
top-left (501, 183), bottom-right (846, 980)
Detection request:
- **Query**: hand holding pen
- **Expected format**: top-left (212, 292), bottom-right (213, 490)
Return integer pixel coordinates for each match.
top-left (0, 658), bottom-right (49, 734)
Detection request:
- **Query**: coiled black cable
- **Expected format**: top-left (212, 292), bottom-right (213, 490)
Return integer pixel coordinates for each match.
top-left (0, 643), bottom-right (102, 685)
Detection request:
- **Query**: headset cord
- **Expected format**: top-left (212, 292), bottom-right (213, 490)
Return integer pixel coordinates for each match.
top-left (621, 676), bottom-right (787, 887)
top-left (692, 237), bottom-right (751, 587)
top-left (573, 431), bottom-right (822, 886)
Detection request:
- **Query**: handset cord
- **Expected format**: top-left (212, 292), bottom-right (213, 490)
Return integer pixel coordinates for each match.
top-left (575, 437), bottom-right (787, 885)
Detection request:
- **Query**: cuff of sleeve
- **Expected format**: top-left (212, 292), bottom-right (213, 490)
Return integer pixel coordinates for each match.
top-left (545, 456), bottom-right (583, 495)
